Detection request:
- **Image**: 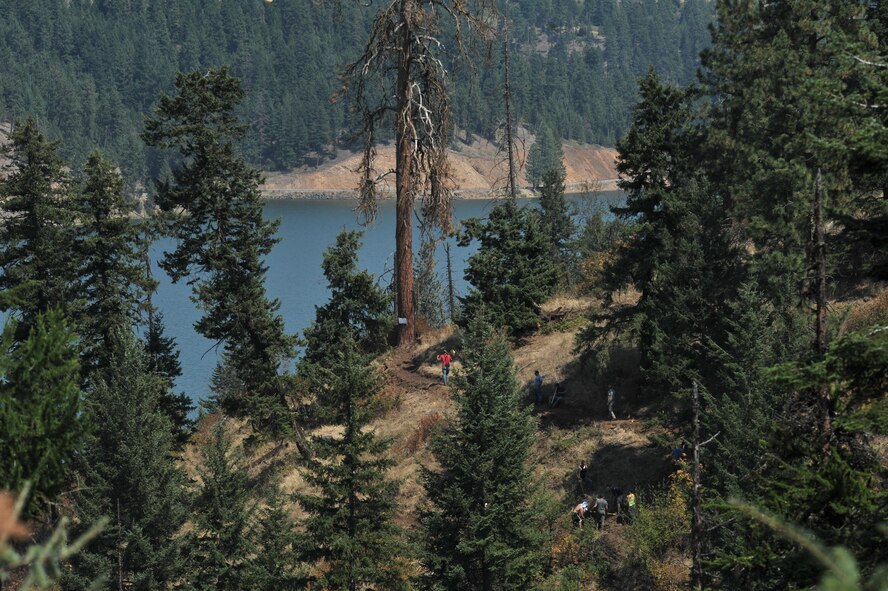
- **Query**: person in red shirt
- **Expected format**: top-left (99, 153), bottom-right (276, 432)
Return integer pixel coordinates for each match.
top-left (436, 350), bottom-right (452, 384)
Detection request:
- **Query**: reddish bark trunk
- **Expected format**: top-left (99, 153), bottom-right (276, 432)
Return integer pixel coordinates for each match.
top-left (395, 0), bottom-right (416, 346)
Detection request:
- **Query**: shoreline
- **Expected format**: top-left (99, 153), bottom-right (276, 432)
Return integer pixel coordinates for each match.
top-left (260, 179), bottom-right (620, 201)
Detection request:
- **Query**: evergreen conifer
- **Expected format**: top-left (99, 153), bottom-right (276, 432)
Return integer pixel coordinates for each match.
top-left (63, 331), bottom-right (187, 591)
top-left (301, 230), bottom-right (391, 365)
top-left (297, 336), bottom-right (408, 591)
top-left (420, 317), bottom-right (544, 590)
top-left (143, 67), bottom-right (295, 435)
top-left (0, 311), bottom-right (86, 514)
top-left (75, 150), bottom-right (154, 376)
top-left (458, 200), bottom-right (559, 337)
top-left (143, 309), bottom-right (193, 445)
top-left (181, 420), bottom-right (305, 591)
top-left (414, 232), bottom-right (447, 329)
top-left (538, 167), bottom-right (575, 283)
top-left (0, 118), bottom-right (80, 341)
top-left (526, 124), bottom-right (565, 190)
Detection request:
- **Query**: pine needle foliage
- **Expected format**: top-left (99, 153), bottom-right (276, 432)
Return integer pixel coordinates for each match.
top-left (415, 231), bottom-right (447, 329)
top-left (419, 317), bottom-right (545, 590)
top-left (143, 310), bottom-right (193, 445)
top-left (142, 67), bottom-right (296, 436)
top-left (181, 421), bottom-right (306, 591)
top-left (0, 312), bottom-right (86, 515)
top-left (63, 331), bottom-right (187, 591)
top-left (181, 422), bottom-right (257, 591)
top-left (706, 327), bottom-right (888, 590)
top-left (580, 71), bottom-right (744, 403)
top-left (0, 118), bottom-right (80, 341)
top-left (75, 150), bottom-right (154, 377)
top-left (458, 200), bottom-right (559, 337)
top-left (537, 168), bottom-right (576, 285)
top-left (297, 336), bottom-right (408, 591)
top-left (301, 230), bottom-right (392, 366)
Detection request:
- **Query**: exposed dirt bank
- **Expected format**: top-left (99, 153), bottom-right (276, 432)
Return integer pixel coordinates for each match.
top-left (262, 138), bottom-right (619, 199)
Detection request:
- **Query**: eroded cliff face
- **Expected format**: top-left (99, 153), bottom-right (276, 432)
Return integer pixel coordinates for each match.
top-left (261, 138), bottom-right (619, 198)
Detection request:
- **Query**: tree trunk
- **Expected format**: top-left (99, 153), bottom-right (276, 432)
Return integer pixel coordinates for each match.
top-left (503, 39), bottom-right (518, 200)
top-left (691, 382), bottom-right (706, 591)
top-left (395, 0), bottom-right (416, 346)
top-left (445, 241), bottom-right (455, 323)
top-left (813, 169), bottom-right (831, 456)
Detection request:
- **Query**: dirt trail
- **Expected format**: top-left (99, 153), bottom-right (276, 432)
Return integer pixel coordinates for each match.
top-left (364, 311), bottom-right (672, 527)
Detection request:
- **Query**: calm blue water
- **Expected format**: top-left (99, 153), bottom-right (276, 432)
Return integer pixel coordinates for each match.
top-left (152, 192), bottom-right (624, 404)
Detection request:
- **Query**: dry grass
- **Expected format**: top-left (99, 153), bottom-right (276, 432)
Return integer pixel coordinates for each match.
top-left (839, 288), bottom-right (888, 335)
top-left (181, 293), bottom-right (678, 588)
top-left (394, 412), bottom-right (445, 456)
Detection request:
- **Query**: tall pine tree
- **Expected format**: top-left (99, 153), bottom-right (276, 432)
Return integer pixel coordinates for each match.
top-left (0, 311), bottom-right (86, 514)
top-left (75, 150), bottom-right (154, 376)
top-left (296, 336), bottom-right (408, 591)
top-left (63, 331), bottom-right (187, 591)
top-left (580, 70), bottom-right (743, 401)
top-left (181, 420), bottom-right (306, 591)
top-left (458, 200), bottom-right (559, 337)
top-left (301, 230), bottom-right (392, 366)
top-left (0, 118), bottom-right (80, 341)
top-left (414, 230), bottom-right (447, 329)
top-left (143, 67), bottom-right (295, 436)
top-left (700, 0), bottom-right (882, 329)
top-left (537, 167), bottom-right (575, 284)
top-left (420, 317), bottom-right (544, 590)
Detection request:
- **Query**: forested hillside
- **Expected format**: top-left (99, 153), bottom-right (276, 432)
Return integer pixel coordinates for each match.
top-left (0, 0), bottom-right (713, 183)
top-left (4, 1), bottom-right (886, 590)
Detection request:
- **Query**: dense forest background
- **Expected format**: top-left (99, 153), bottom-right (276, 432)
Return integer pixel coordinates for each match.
top-left (0, 0), bottom-right (713, 183)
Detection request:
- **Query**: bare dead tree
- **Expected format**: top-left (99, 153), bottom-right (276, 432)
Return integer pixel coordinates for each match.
top-left (502, 37), bottom-right (518, 200)
top-left (488, 23), bottom-right (527, 201)
top-left (334, 0), bottom-right (497, 346)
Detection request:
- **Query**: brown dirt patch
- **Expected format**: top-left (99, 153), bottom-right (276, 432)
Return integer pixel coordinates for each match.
top-left (261, 135), bottom-right (618, 197)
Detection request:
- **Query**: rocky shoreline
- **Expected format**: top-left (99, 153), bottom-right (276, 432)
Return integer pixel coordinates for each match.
top-left (260, 179), bottom-right (620, 201)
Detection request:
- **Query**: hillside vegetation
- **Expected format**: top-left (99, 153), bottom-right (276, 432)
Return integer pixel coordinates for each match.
top-left (2, 1), bottom-right (887, 590)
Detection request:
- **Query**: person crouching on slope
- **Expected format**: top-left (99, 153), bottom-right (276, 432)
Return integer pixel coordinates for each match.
top-left (573, 498), bottom-right (591, 528)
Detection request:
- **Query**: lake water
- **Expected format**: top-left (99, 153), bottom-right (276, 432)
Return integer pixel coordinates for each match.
top-left (152, 191), bottom-right (624, 405)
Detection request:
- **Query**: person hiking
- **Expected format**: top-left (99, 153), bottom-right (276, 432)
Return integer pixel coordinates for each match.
top-left (609, 485), bottom-right (624, 517)
top-left (578, 460), bottom-right (593, 494)
top-left (594, 493), bottom-right (609, 530)
top-left (573, 498), bottom-right (591, 528)
top-left (436, 350), bottom-right (452, 385)
top-left (626, 490), bottom-right (637, 523)
top-left (549, 382), bottom-right (566, 408)
top-left (606, 385), bottom-right (616, 420)
top-left (533, 370), bottom-right (543, 404)
top-left (672, 441), bottom-right (687, 462)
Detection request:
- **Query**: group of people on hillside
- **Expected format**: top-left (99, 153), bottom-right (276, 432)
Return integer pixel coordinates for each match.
top-left (435, 354), bottom-right (637, 531)
top-left (436, 356), bottom-right (620, 418)
top-left (531, 370), bottom-right (619, 417)
top-left (573, 461), bottom-right (636, 530)
top-left (532, 370), bottom-right (567, 407)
